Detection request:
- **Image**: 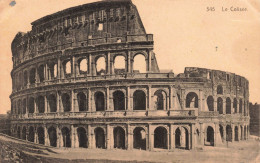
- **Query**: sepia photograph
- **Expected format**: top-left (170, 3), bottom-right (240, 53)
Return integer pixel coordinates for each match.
top-left (0, 0), bottom-right (259, 162)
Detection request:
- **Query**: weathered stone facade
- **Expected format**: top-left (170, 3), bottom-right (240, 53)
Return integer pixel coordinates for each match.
top-left (10, 0), bottom-right (249, 150)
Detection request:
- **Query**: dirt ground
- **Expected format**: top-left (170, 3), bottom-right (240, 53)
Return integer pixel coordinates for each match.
top-left (0, 135), bottom-right (259, 163)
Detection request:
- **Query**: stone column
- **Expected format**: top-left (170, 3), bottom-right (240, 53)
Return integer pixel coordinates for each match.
top-left (92, 58), bottom-right (96, 76)
top-left (44, 95), bottom-right (48, 113)
top-left (198, 90), bottom-right (203, 112)
top-left (223, 125), bottom-right (226, 143)
top-left (241, 126), bottom-right (244, 140)
top-left (231, 124), bottom-right (235, 142)
top-left (45, 63), bottom-right (49, 81)
top-left (34, 127), bottom-right (38, 144)
top-left (107, 52), bottom-right (111, 75)
top-left (88, 55), bottom-right (92, 76)
top-left (106, 125), bottom-right (112, 149)
top-left (170, 124), bottom-right (175, 150)
top-left (56, 91), bottom-right (60, 112)
top-left (169, 86), bottom-right (174, 110)
top-left (214, 123), bottom-right (218, 146)
top-left (71, 125), bottom-right (75, 148)
top-left (238, 125), bottom-right (241, 142)
top-left (181, 89), bottom-right (185, 109)
top-left (72, 56), bottom-right (76, 78)
top-left (148, 124), bottom-right (153, 151)
top-left (106, 87), bottom-right (110, 111)
top-left (57, 57), bottom-right (61, 80)
top-left (44, 125), bottom-right (50, 146)
top-left (214, 98), bottom-right (217, 112)
top-left (191, 124), bottom-right (196, 149)
top-left (88, 89), bottom-right (92, 112)
top-left (127, 51), bottom-right (131, 73)
top-left (148, 50), bottom-right (152, 72)
top-left (87, 125), bottom-right (92, 149)
top-left (223, 99), bottom-right (226, 115)
top-left (127, 124), bottom-right (133, 150)
top-left (35, 66), bottom-right (39, 84)
top-left (57, 126), bottom-right (62, 148)
top-left (200, 123), bottom-right (205, 145)
top-left (127, 86), bottom-right (131, 111)
top-left (148, 85), bottom-right (152, 110)
top-left (34, 97), bottom-right (38, 113)
top-left (71, 90), bottom-right (75, 112)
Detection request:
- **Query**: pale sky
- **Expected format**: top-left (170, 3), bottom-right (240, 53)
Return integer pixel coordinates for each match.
top-left (0, 0), bottom-right (259, 114)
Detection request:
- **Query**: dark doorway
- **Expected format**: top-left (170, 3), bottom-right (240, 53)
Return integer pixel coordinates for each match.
top-left (61, 127), bottom-right (71, 147)
top-left (175, 128), bottom-right (181, 148)
top-left (77, 92), bottom-right (87, 111)
top-left (28, 126), bottom-right (35, 142)
top-left (154, 127), bottom-right (167, 149)
top-left (95, 127), bottom-right (105, 149)
top-left (48, 127), bottom-right (57, 147)
top-left (206, 126), bottom-right (214, 146)
top-left (95, 92), bottom-right (105, 111)
top-left (62, 93), bottom-right (71, 112)
top-left (133, 90), bottom-right (146, 110)
top-left (113, 91), bottom-right (125, 110)
top-left (113, 127), bottom-right (125, 149)
top-left (77, 127), bottom-right (87, 148)
top-left (235, 126), bottom-right (239, 141)
top-left (133, 127), bottom-right (146, 150)
top-left (38, 127), bottom-right (45, 145)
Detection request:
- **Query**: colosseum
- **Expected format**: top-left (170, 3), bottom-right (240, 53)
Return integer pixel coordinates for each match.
top-left (10, 0), bottom-right (250, 151)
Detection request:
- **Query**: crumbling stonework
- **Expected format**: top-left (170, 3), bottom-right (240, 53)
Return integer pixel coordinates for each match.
top-left (10, 0), bottom-right (249, 151)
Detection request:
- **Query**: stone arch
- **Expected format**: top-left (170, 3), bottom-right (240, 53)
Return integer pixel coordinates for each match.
top-left (77, 127), bottom-right (88, 148)
top-left (23, 70), bottom-right (28, 86)
top-left (133, 127), bottom-right (146, 150)
top-left (22, 126), bottom-right (26, 140)
top-left (154, 126), bottom-right (168, 149)
top-left (38, 127), bottom-right (45, 145)
top-left (154, 90), bottom-right (167, 110)
top-left (205, 126), bottom-right (214, 146)
top-left (62, 93), bottom-right (71, 112)
top-left (48, 127), bottom-right (57, 147)
top-left (63, 60), bottom-right (71, 75)
top-left (175, 127), bottom-right (189, 149)
top-left (207, 96), bottom-right (214, 111)
top-left (95, 127), bottom-right (105, 149)
top-left (239, 99), bottom-right (243, 114)
top-left (226, 125), bottom-right (232, 142)
top-left (48, 94), bottom-right (57, 112)
top-left (96, 56), bottom-right (106, 75)
top-left (186, 92), bottom-right (198, 108)
top-left (77, 92), bottom-right (87, 111)
top-left (113, 55), bottom-right (126, 74)
top-left (29, 68), bottom-right (36, 84)
top-left (28, 97), bottom-right (35, 113)
top-left (133, 54), bottom-right (146, 73)
top-left (233, 98), bottom-right (238, 113)
top-left (61, 127), bottom-right (71, 147)
top-left (226, 98), bottom-right (231, 114)
top-left (78, 58), bottom-right (88, 73)
top-left (113, 90), bottom-right (125, 111)
top-left (113, 126), bottom-right (125, 149)
top-left (38, 64), bottom-right (45, 82)
top-left (133, 90), bottom-right (146, 110)
top-left (37, 95), bottom-right (45, 113)
top-left (217, 97), bottom-right (223, 114)
top-left (217, 85), bottom-right (223, 94)
top-left (28, 126), bottom-right (35, 142)
top-left (235, 126), bottom-right (239, 141)
top-left (95, 91), bottom-right (105, 111)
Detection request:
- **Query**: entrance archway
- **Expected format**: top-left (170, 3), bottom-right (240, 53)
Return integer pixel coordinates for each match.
top-left (95, 127), bottom-right (105, 149)
top-left (38, 127), bottom-right (45, 145)
top-left (28, 126), bottom-right (35, 142)
top-left (154, 127), bottom-right (168, 149)
top-left (206, 126), bottom-right (214, 146)
top-left (77, 127), bottom-right (87, 148)
top-left (113, 127), bottom-right (125, 149)
top-left (61, 127), bottom-right (71, 147)
top-left (133, 127), bottom-right (146, 150)
top-left (48, 127), bottom-right (57, 147)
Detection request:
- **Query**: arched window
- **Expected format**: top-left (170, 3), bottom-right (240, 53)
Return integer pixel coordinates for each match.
top-left (38, 65), bottom-right (45, 82)
top-left (48, 94), bottom-right (57, 112)
top-left (28, 97), bottom-right (35, 113)
top-left (114, 56), bottom-right (126, 74)
top-left (50, 63), bottom-right (57, 79)
top-left (64, 60), bottom-right (71, 75)
top-left (113, 127), bottom-right (125, 149)
top-left (48, 127), bottom-right (57, 147)
top-left (133, 54), bottom-right (146, 73)
top-left (77, 92), bottom-right (87, 111)
top-left (96, 57), bottom-right (106, 75)
top-left (226, 125), bottom-right (232, 141)
top-left (154, 90), bottom-right (167, 110)
top-left (235, 126), bottom-right (239, 141)
top-left (207, 96), bottom-right (214, 111)
top-left (61, 127), bottom-right (71, 147)
top-left (29, 68), bottom-right (36, 84)
top-left (22, 127), bottom-right (26, 140)
top-left (206, 126), bottom-right (214, 146)
top-left (154, 127), bottom-right (168, 149)
top-left (62, 93), bottom-right (71, 112)
top-left (37, 96), bottom-right (45, 113)
top-left (133, 127), bottom-right (146, 150)
top-left (79, 58), bottom-right (88, 73)
top-left (28, 126), bottom-right (34, 142)
top-left (95, 127), bottom-right (105, 149)
top-left (133, 90), bottom-right (146, 110)
top-left (233, 98), bottom-right (237, 113)
top-left (95, 92), bottom-right (105, 111)
top-left (37, 127), bottom-right (45, 145)
top-left (113, 91), bottom-right (125, 110)
top-left (217, 85), bottom-right (223, 94)
top-left (186, 92), bottom-right (198, 108)
top-left (23, 71), bottom-right (28, 87)
top-left (239, 99), bottom-right (243, 113)
top-left (217, 97), bottom-right (223, 114)
top-left (22, 99), bottom-right (26, 114)
top-left (219, 125), bottom-right (224, 142)
top-left (226, 98), bottom-right (231, 114)
top-left (18, 100), bottom-right (21, 114)
top-left (77, 127), bottom-right (87, 148)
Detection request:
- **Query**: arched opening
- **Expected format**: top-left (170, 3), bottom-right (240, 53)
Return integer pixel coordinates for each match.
top-left (18, 100), bottom-right (21, 115)
top-left (28, 97), bottom-right (34, 113)
top-left (28, 126), bottom-right (35, 142)
top-left (133, 90), bottom-right (146, 110)
top-left (226, 125), bottom-right (232, 142)
top-left (61, 127), bottom-right (71, 147)
top-left (207, 96), bottom-right (214, 111)
top-left (62, 93), bottom-right (71, 112)
top-left (234, 98), bottom-right (237, 113)
top-left (244, 126), bottom-right (246, 140)
top-left (23, 71), bottom-right (28, 87)
top-left (240, 126), bottom-right (243, 140)
top-left (154, 127), bottom-right (168, 149)
top-left (78, 58), bottom-right (88, 73)
top-left (186, 92), bottom-right (198, 108)
top-left (29, 68), bottom-right (36, 84)
top-left (95, 92), bottom-right (105, 111)
top-left (77, 92), bottom-right (87, 111)
top-left (113, 91), bottom-right (125, 111)
top-left (22, 127), bottom-right (26, 140)
top-left (64, 60), bottom-right (71, 75)
top-left (239, 99), bottom-right (243, 114)
top-left (38, 127), bottom-right (45, 145)
top-left (175, 128), bottom-right (181, 148)
top-left (96, 57), bottom-right (106, 75)
top-left (219, 125), bottom-right (224, 142)
top-left (217, 97), bottom-right (223, 114)
top-left (38, 65), bottom-right (45, 82)
top-left (217, 85), bottom-right (223, 94)
top-left (48, 94), bottom-right (57, 112)
top-left (48, 127), bottom-right (57, 147)
top-left (114, 55), bottom-right (126, 74)
top-left (133, 127), bottom-right (146, 150)
top-left (77, 127), bottom-right (87, 148)
top-left (226, 98), bottom-right (231, 114)
top-left (37, 96), bottom-right (45, 113)
top-left (206, 126), bottom-right (214, 146)
top-left (95, 127), bottom-right (105, 149)
top-left (17, 126), bottom-right (21, 139)
top-left (113, 127), bottom-right (125, 149)
top-left (50, 63), bottom-right (57, 79)
top-left (133, 54), bottom-right (146, 73)
top-left (22, 99), bottom-right (26, 114)
top-left (235, 126), bottom-right (239, 141)
top-left (154, 90), bottom-right (167, 110)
